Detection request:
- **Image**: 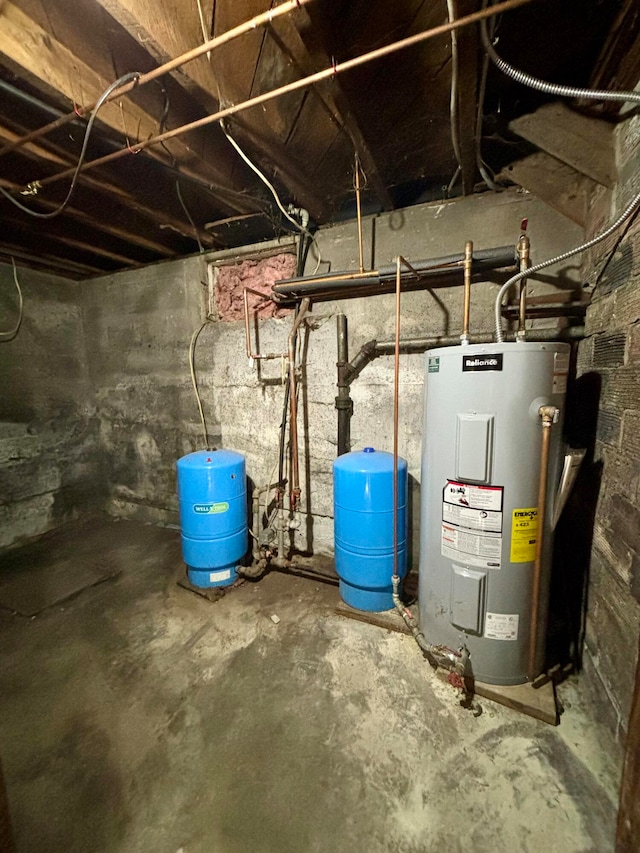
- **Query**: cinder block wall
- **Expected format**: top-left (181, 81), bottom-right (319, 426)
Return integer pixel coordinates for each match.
top-left (0, 266), bottom-right (102, 549)
top-left (576, 114), bottom-right (640, 743)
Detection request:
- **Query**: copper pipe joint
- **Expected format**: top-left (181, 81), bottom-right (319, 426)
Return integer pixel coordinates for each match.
top-left (461, 240), bottom-right (473, 343)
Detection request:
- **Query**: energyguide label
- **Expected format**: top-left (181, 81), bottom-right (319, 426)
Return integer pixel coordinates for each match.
top-left (441, 480), bottom-right (503, 569)
top-left (510, 508), bottom-right (538, 562)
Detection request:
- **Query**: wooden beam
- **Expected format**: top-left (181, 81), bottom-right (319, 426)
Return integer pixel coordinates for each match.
top-left (91, 0), bottom-right (329, 219)
top-left (509, 102), bottom-right (616, 188)
top-left (0, 241), bottom-right (103, 277)
top-left (0, 132), bottom-right (217, 251)
top-left (499, 151), bottom-right (596, 228)
top-left (0, 0), bottom-right (254, 216)
top-left (269, 12), bottom-right (395, 210)
top-left (616, 634), bottom-right (640, 852)
top-left (453, 0), bottom-right (479, 195)
top-left (591, 0), bottom-right (640, 117)
top-left (93, 0), bottom-right (219, 106)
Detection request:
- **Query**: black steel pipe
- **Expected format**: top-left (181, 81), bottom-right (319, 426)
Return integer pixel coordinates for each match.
top-left (272, 245), bottom-right (516, 303)
top-left (344, 326), bottom-right (585, 384)
top-left (336, 314), bottom-right (353, 456)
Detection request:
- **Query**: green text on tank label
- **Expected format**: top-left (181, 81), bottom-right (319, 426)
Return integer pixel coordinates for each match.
top-left (193, 502), bottom-right (229, 514)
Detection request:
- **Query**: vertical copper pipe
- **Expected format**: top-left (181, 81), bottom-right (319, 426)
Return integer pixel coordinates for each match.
top-left (288, 298), bottom-right (310, 510)
top-left (461, 240), bottom-right (473, 343)
top-left (393, 257), bottom-right (402, 578)
top-left (528, 406), bottom-right (558, 680)
top-left (355, 156), bottom-right (365, 274)
top-left (518, 234), bottom-right (530, 337)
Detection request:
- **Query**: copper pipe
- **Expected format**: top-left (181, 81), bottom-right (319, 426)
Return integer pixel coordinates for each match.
top-left (461, 240), bottom-right (473, 343)
top-left (355, 155), bottom-right (365, 274)
top-left (243, 286), bottom-right (288, 360)
top-left (0, 0), bottom-right (312, 160)
top-left (288, 298), bottom-right (310, 511)
top-left (10, 0), bottom-right (535, 194)
top-left (528, 405), bottom-right (558, 681)
top-left (517, 234), bottom-right (531, 337)
top-left (393, 257), bottom-right (402, 579)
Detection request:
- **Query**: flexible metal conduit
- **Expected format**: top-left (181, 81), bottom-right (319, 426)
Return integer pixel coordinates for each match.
top-left (272, 245), bottom-right (516, 303)
top-left (481, 3), bottom-right (640, 106)
top-left (494, 190), bottom-right (640, 341)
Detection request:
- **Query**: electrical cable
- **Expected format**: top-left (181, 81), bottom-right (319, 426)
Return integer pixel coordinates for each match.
top-left (481, 1), bottom-right (640, 105)
top-left (220, 121), bottom-right (323, 273)
top-left (475, 31), bottom-right (502, 192)
top-left (446, 0), bottom-right (463, 172)
top-left (0, 72), bottom-right (140, 219)
top-left (0, 259), bottom-right (24, 341)
top-left (176, 180), bottom-right (205, 253)
top-left (494, 188), bottom-right (640, 341)
top-left (189, 319), bottom-right (213, 448)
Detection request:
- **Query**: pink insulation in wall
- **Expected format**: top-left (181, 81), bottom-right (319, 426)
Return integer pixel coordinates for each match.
top-left (215, 253), bottom-right (296, 321)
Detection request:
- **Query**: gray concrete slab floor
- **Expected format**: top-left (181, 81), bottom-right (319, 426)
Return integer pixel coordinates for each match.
top-left (0, 518), bottom-right (621, 853)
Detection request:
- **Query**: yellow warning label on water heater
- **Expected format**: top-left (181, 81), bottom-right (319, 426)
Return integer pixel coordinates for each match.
top-left (510, 508), bottom-right (538, 562)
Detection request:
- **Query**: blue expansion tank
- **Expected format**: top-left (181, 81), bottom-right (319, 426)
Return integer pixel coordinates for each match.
top-left (333, 447), bottom-right (408, 612)
top-left (176, 449), bottom-right (247, 588)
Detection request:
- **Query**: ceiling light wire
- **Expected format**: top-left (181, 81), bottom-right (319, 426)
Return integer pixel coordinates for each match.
top-left (0, 72), bottom-right (140, 219)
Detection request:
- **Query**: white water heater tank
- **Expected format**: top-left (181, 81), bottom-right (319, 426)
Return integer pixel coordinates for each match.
top-left (418, 341), bottom-right (569, 685)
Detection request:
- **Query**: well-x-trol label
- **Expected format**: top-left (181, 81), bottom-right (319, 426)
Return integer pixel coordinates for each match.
top-left (193, 502), bottom-right (229, 514)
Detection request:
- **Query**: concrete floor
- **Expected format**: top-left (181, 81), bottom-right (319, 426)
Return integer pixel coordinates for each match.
top-left (0, 517), bottom-right (621, 853)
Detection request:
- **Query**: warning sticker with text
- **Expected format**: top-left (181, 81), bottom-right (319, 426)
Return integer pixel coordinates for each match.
top-left (441, 524), bottom-right (502, 569)
top-left (510, 508), bottom-right (538, 563)
top-left (442, 480), bottom-right (504, 569)
top-left (443, 481), bottom-right (503, 511)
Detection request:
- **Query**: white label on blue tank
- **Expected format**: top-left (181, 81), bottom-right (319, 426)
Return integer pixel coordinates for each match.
top-left (193, 502), bottom-right (229, 514)
top-left (209, 569), bottom-right (231, 583)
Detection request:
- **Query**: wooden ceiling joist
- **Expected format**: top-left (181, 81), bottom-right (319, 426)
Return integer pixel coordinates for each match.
top-left (269, 11), bottom-right (395, 211)
top-left (0, 0), bottom-right (257, 217)
top-left (90, 0), bottom-right (329, 220)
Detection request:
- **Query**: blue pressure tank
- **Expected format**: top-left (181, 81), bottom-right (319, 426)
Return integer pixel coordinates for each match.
top-left (176, 449), bottom-right (247, 588)
top-left (333, 447), bottom-right (408, 612)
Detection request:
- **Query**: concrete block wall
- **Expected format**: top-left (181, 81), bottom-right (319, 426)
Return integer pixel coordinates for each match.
top-left (0, 265), bottom-right (102, 549)
top-left (576, 114), bottom-right (640, 743)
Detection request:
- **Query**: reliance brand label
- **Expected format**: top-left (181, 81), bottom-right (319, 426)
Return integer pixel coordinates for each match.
top-left (462, 354), bottom-right (503, 372)
top-left (193, 502), bottom-right (229, 514)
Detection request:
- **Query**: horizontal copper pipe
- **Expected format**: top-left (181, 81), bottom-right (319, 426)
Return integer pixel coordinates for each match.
top-left (0, 0), bottom-right (312, 160)
top-left (12, 0), bottom-right (536, 194)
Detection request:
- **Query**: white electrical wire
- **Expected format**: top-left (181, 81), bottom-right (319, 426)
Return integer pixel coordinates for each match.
top-left (0, 258), bottom-right (24, 341)
top-left (446, 0), bottom-right (462, 172)
top-left (221, 122), bottom-right (323, 274)
top-left (189, 319), bottom-right (212, 447)
top-left (494, 188), bottom-right (640, 341)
